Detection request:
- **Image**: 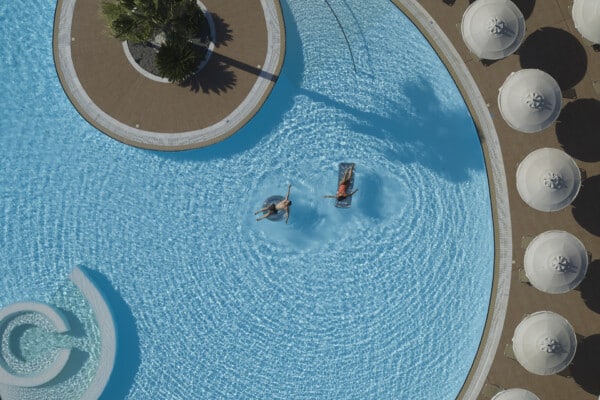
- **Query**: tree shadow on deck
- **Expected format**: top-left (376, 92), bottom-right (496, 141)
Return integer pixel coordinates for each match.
top-left (210, 12), bottom-right (233, 48)
top-left (180, 12), bottom-right (235, 94)
top-left (519, 27), bottom-right (588, 90)
top-left (556, 99), bottom-right (600, 162)
top-left (154, 0), bottom-right (302, 160)
top-left (180, 11), bottom-right (277, 93)
top-left (180, 53), bottom-right (238, 94)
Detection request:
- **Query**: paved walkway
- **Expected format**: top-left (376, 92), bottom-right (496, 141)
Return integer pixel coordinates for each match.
top-left (53, 1), bottom-right (600, 399)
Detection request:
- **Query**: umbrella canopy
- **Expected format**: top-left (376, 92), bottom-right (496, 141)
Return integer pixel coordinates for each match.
top-left (516, 148), bottom-right (581, 212)
top-left (498, 69), bottom-right (562, 133)
top-left (492, 388), bottom-right (540, 400)
top-left (512, 311), bottom-right (577, 375)
top-left (461, 0), bottom-right (526, 60)
top-left (524, 230), bottom-right (589, 294)
top-left (572, 0), bottom-right (600, 44)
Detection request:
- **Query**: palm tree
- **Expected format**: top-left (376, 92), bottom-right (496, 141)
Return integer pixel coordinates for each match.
top-left (101, 0), bottom-right (207, 81)
top-left (171, 0), bottom-right (206, 38)
top-left (156, 34), bottom-right (202, 83)
top-left (102, 0), bottom-right (164, 43)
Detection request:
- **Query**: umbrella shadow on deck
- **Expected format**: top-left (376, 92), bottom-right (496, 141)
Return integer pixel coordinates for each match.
top-left (510, 0), bottom-right (536, 19)
top-left (519, 27), bottom-right (588, 90)
top-left (571, 175), bottom-right (600, 236)
top-left (579, 260), bottom-right (600, 314)
top-left (556, 99), bottom-right (600, 162)
top-left (571, 333), bottom-right (600, 396)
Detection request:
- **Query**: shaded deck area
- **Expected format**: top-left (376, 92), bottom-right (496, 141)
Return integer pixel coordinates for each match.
top-left (54, 0), bottom-right (283, 150)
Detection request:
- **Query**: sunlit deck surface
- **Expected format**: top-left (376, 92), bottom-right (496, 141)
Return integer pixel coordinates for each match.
top-left (57, 0), bottom-right (600, 399)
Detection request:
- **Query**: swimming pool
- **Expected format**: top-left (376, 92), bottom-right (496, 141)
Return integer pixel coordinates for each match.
top-left (0, 0), bottom-right (493, 399)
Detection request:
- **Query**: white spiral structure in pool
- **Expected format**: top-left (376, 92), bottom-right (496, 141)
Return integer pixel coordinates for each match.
top-left (0, 267), bottom-right (116, 400)
top-left (0, 302), bottom-right (72, 388)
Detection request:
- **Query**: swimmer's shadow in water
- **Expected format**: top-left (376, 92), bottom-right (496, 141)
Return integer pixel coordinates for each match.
top-left (354, 172), bottom-right (384, 220)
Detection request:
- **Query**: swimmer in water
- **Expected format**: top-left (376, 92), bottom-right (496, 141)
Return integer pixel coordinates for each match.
top-left (323, 165), bottom-right (358, 201)
top-left (255, 184), bottom-right (292, 224)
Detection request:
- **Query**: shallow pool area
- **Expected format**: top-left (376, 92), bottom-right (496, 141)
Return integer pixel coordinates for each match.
top-left (0, 0), bottom-right (493, 399)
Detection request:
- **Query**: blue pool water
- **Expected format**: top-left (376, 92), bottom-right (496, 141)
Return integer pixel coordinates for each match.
top-left (0, 0), bottom-right (493, 399)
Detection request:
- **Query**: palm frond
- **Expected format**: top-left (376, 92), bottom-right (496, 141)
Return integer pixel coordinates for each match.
top-left (156, 35), bottom-right (201, 83)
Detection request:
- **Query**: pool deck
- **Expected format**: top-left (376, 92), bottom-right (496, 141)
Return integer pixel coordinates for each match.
top-left (54, 0), bottom-right (600, 399)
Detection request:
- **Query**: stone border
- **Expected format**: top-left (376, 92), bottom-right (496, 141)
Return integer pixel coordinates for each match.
top-left (389, 1), bottom-right (512, 399)
top-left (121, 0), bottom-right (217, 84)
top-left (69, 267), bottom-right (116, 400)
top-left (0, 302), bottom-right (71, 388)
top-left (54, 0), bottom-right (283, 149)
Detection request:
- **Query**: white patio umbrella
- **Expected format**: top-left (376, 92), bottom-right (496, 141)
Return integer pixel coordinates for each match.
top-left (572, 0), bottom-right (600, 44)
top-left (461, 0), bottom-right (526, 60)
top-left (516, 148), bottom-right (581, 212)
top-left (492, 388), bottom-right (540, 400)
top-left (512, 311), bottom-right (577, 375)
top-left (498, 69), bottom-right (562, 133)
top-left (524, 230), bottom-right (589, 294)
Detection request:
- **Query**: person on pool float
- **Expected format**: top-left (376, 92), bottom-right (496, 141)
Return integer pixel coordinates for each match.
top-left (255, 184), bottom-right (292, 224)
top-left (324, 165), bottom-right (358, 201)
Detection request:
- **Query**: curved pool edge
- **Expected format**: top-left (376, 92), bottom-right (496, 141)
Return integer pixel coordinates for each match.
top-left (389, 1), bottom-right (512, 399)
top-left (69, 267), bottom-right (117, 400)
top-left (52, 0), bottom-right (285, 151)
